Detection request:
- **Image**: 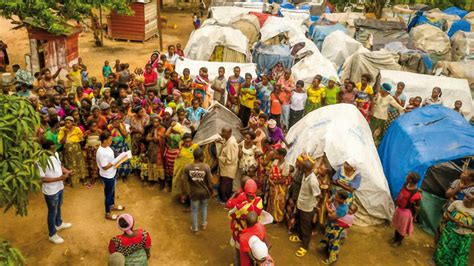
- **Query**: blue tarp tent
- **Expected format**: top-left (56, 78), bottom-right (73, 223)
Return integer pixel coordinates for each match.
top-left (378, 105), bottom-right (474, 199)
top-left (309, 23), bottom-right (347, 50)
top-left (252, 42), bottom-right (294, 76)
top-left (407, 11), bottom-right (444, 32)
top-left (447, 20), bottom-right (471, 37)
top-left (443, 6), bottom-right (468, 19)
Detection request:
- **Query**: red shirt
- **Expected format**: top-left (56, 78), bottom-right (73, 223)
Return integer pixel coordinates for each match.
top-left (108, 228), bottom-right (152, 254)
top-left (396, 186), bottom-right (421, 209)
top-left (239, 223), bottom-right (267, 266)
top-left (144, 71), bottom-right (157, 85)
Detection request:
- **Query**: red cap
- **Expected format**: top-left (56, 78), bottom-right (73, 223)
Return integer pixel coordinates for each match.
top-left (244, 179), bottom-right (257, 194)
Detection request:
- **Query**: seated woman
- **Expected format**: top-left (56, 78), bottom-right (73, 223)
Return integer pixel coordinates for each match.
top-left (108, 214), bottom-right (152, 265)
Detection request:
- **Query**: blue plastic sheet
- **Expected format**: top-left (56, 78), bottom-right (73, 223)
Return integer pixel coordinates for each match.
top-left (309, 24), bottom-right (347, 50)
top-left (408, 11), bottom-right (444, 32)
top-left (447, 19), bottom-right (471, 37)
top-left (443, 6), bottom-right (468, 19)
top-left (378, 105), bottom-right (474, 199)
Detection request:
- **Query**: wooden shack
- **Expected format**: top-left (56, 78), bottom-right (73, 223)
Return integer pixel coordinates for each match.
top-left (24, 19), bottom-right (81, 74)
top-left (107, 0), bottom-right (158, 42)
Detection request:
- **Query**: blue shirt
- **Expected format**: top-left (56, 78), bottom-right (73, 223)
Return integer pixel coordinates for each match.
top-left (332, 167), bottom-right (362, 191)
top-left (186, 107), bottom-right (206, 123)
top-left (389, 89), bottom-right (407, 113)
top-left (102, 65), bottom-right (112, 77)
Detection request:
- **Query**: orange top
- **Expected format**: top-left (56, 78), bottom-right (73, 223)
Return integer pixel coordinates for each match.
top-left (270, 93), bottom-right (282, 115)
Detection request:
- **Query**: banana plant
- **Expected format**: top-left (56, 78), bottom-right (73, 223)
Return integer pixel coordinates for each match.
top-left (0, 95), bottom-right (49, 216)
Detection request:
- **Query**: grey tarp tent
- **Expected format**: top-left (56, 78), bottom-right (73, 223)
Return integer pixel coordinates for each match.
top-left (354, 19), bottom-right (409, 50)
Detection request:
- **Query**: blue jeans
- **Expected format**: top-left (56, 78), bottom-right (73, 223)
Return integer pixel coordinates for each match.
top-left (101, 176), bottom-right (116, 214)
top-left (190, 199), bottom-right (208, 231)
top-left (44, 190), bottom-right (64, 237)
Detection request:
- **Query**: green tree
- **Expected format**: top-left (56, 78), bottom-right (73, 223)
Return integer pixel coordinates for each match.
top-left (0, 239), bottom-right (25, 266)
top-left (0, 0), bottom-right (133, 36)
top-left (0, 95), bottom-right (50, 216)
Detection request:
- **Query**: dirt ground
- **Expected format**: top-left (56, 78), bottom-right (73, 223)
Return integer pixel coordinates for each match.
top-left (0, 10), bottom-right (471, 266)
top-left (0, 11), bottom-right (195, 78)
top-left (2, 177), bottom-right (438, 266)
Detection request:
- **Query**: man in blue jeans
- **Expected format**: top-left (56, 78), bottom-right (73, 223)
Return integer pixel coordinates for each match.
top-left (96, 131), bottom-right (125, 220)
top-left (39, 140), bottom-right (73, 244)
top-left (182, 147), bottom-right (213, 234)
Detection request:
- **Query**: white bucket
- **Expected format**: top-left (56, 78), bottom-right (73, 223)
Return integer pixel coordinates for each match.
top-left (2, 73), bottom-right (12, 84)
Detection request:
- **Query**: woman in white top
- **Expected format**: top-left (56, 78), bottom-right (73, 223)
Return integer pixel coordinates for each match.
top-left (369, 83), bottom-right (404, 145)
top-left (289, 80), bottom-right (308, 129)
top-left (40, 139), bottom-right (73, 244)
top-left (96, 131), bottom-right (125, 220)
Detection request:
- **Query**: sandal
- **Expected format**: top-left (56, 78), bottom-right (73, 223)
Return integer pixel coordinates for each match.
top-left (105, 214), bottom-right (118, 220)
top-left (295, 247), bottom-right (307, 257)
top-left (321, 259), bottom-right (334, 265)
top-left (111, 205), bottom-right (125, 211)
top-left (190, 226), bottom-right (198, 234)
top-left (201, 222), bottom-right (208, 230)
top-left (289, 235), bottom-right (302, 243)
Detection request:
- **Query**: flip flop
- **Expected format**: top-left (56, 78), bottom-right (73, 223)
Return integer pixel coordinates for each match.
top-left (201, 222), bottom-right (208, 230)
top-left (111, 205), bottom-right (125, 211)
top-left (105, 214), bottom-right (118, 220)
top-left (289, 235), bottom-right (302, 243)
top-left (295, 247), bottom-right (307, 257)
top-left (321, 259), bottom-right (334, 265)
top-left (190, 226), bottom-right (198, 234)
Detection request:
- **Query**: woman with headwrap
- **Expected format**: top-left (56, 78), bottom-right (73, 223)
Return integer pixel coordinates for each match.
top-left (164, 122), bottom-right (184, 191)
top-left (108, 214), bottom-right (152, 265)
top-left (369, 83), bottom-right (405, 146)
top-left (145, 116), bottom-right (166, 189)
top-left (147, 50), bottom-right (160, 71)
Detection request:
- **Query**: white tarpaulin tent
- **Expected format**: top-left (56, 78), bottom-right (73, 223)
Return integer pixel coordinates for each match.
top-left (285, 104), bottom-right (395, 225)
top-left (379, 70), bottom-right (473, 119)
top-left (184, 25), bottom-right (248, 61)
top-left (175, 58), bottom-right (257, 80)
top-left (321, 30), bottom-right (369, 67)
top-left (209, 6), bottom-right (310, 24)
top-left (291, 53), bottom-right (339, 85)
top-left (259, 16), bottom-right (307, 43)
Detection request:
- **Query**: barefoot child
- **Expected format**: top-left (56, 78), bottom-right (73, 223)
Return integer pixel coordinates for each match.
top-left (390, 172), bottom-right (421, 246)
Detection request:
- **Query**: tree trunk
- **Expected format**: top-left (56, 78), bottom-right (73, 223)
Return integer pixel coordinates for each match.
top-left (374, 0), bottom-right (385, 19)
top-left (157, 0), bottom-right (163, 51)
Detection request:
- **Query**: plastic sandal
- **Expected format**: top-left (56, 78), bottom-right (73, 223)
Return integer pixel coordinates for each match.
top-left (111, 205), bottom-right (125, 211)
top-left (105, 214), bottom-right (118, 220)
top-left (321, 259), bottom-right (333, 265)
top-left (295, 247), bottom-right (307, 257)
top-left (289, 235), bottom-right (302, 242)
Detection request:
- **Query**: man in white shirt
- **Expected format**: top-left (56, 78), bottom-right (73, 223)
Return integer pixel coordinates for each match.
top-left (290, 159), bottom-right (321, 257)
top-left (96, 131), bottom-right (125, 220)
top-left (39, 139), bottom-right (73, 244)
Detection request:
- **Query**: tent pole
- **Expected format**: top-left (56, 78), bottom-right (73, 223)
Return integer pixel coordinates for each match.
top-left (157, 0), bottom-right (163, 51)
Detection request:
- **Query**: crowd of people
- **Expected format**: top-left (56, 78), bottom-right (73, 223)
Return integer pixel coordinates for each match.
top-left (2, 40), bottom-right (473, 265)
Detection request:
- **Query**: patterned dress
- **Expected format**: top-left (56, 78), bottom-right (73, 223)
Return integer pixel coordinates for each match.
top-left (109, 229), bottom-right (151, 265)
top-left (267, 159), bottom-right (292, 223)
top-left (146, 127), bottom-right (166, 181)
top-left (108, 124), bottom-right (131, 179)
top-left (84, 130), bottom-right (101, 181)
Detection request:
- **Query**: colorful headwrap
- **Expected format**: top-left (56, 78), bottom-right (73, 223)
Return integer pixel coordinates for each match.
top-left (117, 213), bottom-right (134, 235)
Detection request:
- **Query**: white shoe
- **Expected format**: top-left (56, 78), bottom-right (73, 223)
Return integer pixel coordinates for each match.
top-left (48, 234), bottom-right (64, 244)
top-left (55, 222), bottom-right (72, 231)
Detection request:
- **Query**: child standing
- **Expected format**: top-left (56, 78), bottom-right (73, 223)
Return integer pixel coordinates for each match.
top-left (102, 60), bottom-right (112, 83)
top-left (390, 172), bottom-right (422, 246)
top-left (321, 190), bottom-right (349, 264)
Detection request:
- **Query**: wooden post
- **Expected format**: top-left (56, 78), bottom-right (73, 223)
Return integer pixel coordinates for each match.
top-left (99, 6), bottom-right (104, 44)
top-left (157, 0), bottom-right (163, 51)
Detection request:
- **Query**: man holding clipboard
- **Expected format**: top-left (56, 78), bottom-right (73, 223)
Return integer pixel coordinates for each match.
top-left (96, 132), bottom-right (130, 220)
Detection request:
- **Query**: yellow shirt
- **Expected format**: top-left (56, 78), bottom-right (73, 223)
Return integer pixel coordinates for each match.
top-left (58, 126), bottom-right (83, 143)
top-left (356, 83), bottom-right (374, 95)
top-left (69, 70), bottom-right (82, 89)
top-left (239, 86), bottom-right (257, 109)
top-left (306, 85), bottom-right (325, 104)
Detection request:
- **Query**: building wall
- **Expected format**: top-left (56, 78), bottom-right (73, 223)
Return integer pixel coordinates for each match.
top-left (109, 2), bottom-right (159, 41)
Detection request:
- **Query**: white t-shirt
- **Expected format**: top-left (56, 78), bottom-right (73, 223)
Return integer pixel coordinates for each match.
top-left (290, 91), bottom-right (308, 111)
top-left (168, 53), bottom-right (179, 66)
top-left (96, 146), bottom-right (117, 178)
top-left (297, 172), bottom-right (321, 212)
top-left (39, 152), bottom-right (64, 196)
